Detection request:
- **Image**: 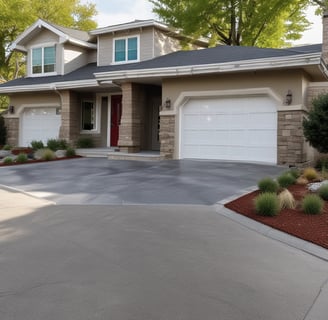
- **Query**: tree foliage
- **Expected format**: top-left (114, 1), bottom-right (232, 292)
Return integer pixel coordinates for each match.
top-left (150, 0), bottom-right (326, 48)
top-left (0, 0), bottom-right (97, 83)
top-left (303, 93), bottom-right (328, 154)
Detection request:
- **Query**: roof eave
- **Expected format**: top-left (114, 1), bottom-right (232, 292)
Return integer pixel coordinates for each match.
top-left (94, 53), bottom-right (322, 82)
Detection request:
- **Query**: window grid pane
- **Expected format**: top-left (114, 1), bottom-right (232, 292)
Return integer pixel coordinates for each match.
top-left (32, 48), bottom-right (42, 74)
top-left (115, 39), bottom-right (126, 62)
top-left (127, 37), bottom-right (138, 60)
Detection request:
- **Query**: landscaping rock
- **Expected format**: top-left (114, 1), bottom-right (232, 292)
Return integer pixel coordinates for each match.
top-left (308, 180), bottom-right (328, 192)
top-left (55, 150), bottom-right (66, 158)
top-left (0, 150), bottom-right (11, 158)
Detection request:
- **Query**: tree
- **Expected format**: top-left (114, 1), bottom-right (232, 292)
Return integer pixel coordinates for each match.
top-left (149, 0), bottom-right (324, 48)
top-left (0, 0), bottom-right (97, 110)
top-left (303, 93), bottom-right (328, 154)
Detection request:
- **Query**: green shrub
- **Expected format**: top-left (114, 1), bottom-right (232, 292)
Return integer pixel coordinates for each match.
top-left (2, 144), bottom-right (11, 150)
top-left (66, 147), bottom-right (76, 157)
top-left (257, 177), bottom-right (279, 193)
top-left (288, 168), bottom-right (301, 179)
top-left (46, 138), bottom-right (68, 151)
top-left (302, 194), bottom-right (324, 215)
top-left (318, 184), bottom-right (328, 201)
top-left (316, 157), bottom-right (328, 170)
top-left (277, 173), bottom-right (296, 188)
top-left (76, 137), bottom-right (94, 148)
top-left (35, 148), bottom-right (55, 161)
top-left (3, 157), bottom-right (13, 164)
top-left (16, 153), bottom-right (28, 163)
top-left (255, 193), bottom-right (280, 217)
top-left (30, 140), bottom-right (44, 150)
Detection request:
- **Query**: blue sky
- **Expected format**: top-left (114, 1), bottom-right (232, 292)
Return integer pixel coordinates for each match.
top-left (82, 0), bottom-right (322, 45)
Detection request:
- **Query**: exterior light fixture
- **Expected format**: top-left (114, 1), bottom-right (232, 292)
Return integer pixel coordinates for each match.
top-left (8, 105), bottom-right (15, 114)
top-left (286, 90), bottom-right (292, 105)
top-left (165, 98), bottom-right (171, 109)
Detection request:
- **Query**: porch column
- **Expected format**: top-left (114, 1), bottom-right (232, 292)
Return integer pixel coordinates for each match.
top-left (118, 83), bottom-right (144, 153)
top-left (59, 90), bottom-right (80, 145)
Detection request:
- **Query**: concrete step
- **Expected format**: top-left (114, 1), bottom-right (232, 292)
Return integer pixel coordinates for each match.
top-left (76, 148), bottom-right (118, 158)
top-left (108, 151), bottom-right (163, 161)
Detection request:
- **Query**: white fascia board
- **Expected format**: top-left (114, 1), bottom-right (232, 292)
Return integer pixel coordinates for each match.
top-left (0, 79), bottom-right (98, 94)
top-left (94, 53), bottom-right (321, 81)
top-left (66, 37), bottom-right (97, 49)
top-left (90, 20), bottom-right (169, 35)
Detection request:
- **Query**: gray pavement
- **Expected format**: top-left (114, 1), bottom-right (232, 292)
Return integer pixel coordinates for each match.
top-left (0, 158), bottom-right (285, 204)
top-left (0, 159), bottom-right (328, 320)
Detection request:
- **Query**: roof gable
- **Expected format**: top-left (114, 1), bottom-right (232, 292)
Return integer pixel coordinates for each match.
top-left (12, 19), bottom-right (96, 52)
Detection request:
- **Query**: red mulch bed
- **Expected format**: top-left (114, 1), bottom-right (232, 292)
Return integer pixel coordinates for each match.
top-left (225, 184), bottom-right (328, 250)
top-left (0, 156), bottom-right (82, 167)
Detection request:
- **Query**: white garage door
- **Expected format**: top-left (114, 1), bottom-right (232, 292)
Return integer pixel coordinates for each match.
top-left (21, 107), bottom-right (61, 146)
top-left (181, 96), bottom-right (277, 163)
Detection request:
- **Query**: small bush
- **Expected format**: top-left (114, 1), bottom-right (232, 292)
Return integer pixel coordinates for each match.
top-left (296, 177), bottom-right (309, 185)
top-left (255, 193), bottom-right (280, 217)
top-left (303, 167), bottom-right (318, 181)
top-left (46, 139), bottom-right (68, 151)
top-left (30, 140), bottom-right (44, 150)
top-left (277, 173), bottom-right (296, 188)
top-left (16, 153), bottom-right (28, 163)
top-left (66, 147), bottom-right (76, 157)
top-left (3, 157), bottom-right (13, 164)
top-left (316, 157), bottom-right (328, 170)
top-left (318, 184), bottom-right (328, 201)
top-left (302, 194), bottom-right (324, 215)
top-left (2, 144), bottom-right (11, 150)
top-left (76, 137), bottom-right (94, 148)
top-left (35, 148), bottom-right (55, 161)
top-left (288, 168), bottom-right (301, 179)
top-left (257, 177), bottom-right (279, 193)
top-left (278, 189), bottom-right (296, 210)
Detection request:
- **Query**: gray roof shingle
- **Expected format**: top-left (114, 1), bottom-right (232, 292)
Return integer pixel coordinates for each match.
top-left (0, 44), bottom-right (322, 88)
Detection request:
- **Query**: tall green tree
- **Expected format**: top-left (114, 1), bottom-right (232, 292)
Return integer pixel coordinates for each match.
top-left (149, 0), bottom-right (325, 47)
top-left (0, 0), bottom-right (97, 83)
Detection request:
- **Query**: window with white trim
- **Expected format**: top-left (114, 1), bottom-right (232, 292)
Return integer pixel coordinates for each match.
top-left (81, 101), bottom-right (96, 131)
top-left (114, 36), bottom-right (138, 63)
top-left (31, 46), bottom-right (56, 75)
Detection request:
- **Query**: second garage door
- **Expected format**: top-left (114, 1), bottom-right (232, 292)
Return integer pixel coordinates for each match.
top-left (180, 96), bottom-right (277, 163)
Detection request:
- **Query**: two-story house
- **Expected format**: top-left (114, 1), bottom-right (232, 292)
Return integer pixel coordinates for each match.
top-left (1, 17), bottom-right (328, 166)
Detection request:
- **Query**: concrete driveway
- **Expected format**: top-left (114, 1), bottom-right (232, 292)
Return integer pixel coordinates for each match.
top-left (1, 159), bottom-right (328, 320)
top-left (0, 158), bottom-right (284, 204)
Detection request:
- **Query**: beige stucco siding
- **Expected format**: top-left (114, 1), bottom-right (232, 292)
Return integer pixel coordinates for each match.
top-left (63, 43), bottom-right (92, 74)
top-left (162, 70), bottom-right (304, 106)
top-left (154, 30), bottom-right (182, 57)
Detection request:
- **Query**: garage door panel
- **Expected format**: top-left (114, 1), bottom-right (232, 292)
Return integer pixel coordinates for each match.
top-left (21, 107), bottom-right (61, 147)
top-left (181, 96), bottom-right (277, 163)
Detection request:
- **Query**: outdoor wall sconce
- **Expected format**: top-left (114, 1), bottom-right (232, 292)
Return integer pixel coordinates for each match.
top-left (165, 98), bottom-right (171, 109)
top-left (285, 90), bottom-right (293, 105)
top-left (8, 105), bottom-right (15, 114)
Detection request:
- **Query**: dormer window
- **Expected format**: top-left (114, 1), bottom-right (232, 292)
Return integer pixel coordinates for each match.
top-left (114, 36), bottom-right (139, 63)
top-left (31, 45), bottom-right (56, 75)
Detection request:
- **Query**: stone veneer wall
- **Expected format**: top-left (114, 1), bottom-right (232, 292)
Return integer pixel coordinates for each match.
top-left (59, 90), bottom-right (80, 145)
top-left (118, 83), bottom-right (146, 153)
top-left (159, 114), bottom-right (175, 159)
top-left (4, 118), bottom-right (19, 146)
top-left (277, 111), bottom-right (307, 166)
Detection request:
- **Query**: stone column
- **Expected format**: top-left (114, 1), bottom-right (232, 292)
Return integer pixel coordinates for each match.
top-left (322, 12), bottom-right (328, 64)
top-left (159, 114), bottom-right (175, 159)
top-left (118, 83), bottom-right (144, 153)
top-left (59, 90), bottom-right (80, 145)
top-left (4, 118), bottom-right (19, 146)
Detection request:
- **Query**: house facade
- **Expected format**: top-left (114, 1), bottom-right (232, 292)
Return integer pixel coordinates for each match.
top-left (1, 18), bottom-right (328, 166)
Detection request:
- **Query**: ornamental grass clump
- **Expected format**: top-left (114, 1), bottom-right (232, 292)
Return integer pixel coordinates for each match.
top-left (15, 153), bottom-right (28, 163)
top-left (318, 184), bottom-right (328, 201)
top-left (303, 167), bottom-right (318, 181)
top-left (3, 157), bottom-right (13, 164)
top-left (35, 148), bottom-right (55, 161)
top-left (255, 193), bottom-right (280, 217)
top-left (257, 177), bottom-right (279, 193)
top-left (278, 189), bottom-right (296, 210)
top-left (277, 173), bottom-right (296, 188)
top-left (66, 147), bottom-right (76, 157)
top-left (302, 194), bottom-right (324, 215)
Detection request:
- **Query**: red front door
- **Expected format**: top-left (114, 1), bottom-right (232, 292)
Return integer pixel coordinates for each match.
top-left (110, 95), bottom-right (122, 147)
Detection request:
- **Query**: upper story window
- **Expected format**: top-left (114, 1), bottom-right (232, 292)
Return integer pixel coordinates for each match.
top-left (114, 36), bottom-right (139, 63)
top-left (31, 46), bottom-right (56, 75)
